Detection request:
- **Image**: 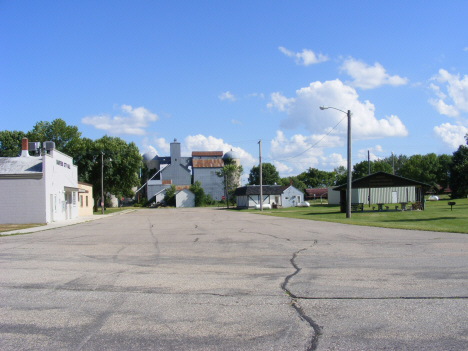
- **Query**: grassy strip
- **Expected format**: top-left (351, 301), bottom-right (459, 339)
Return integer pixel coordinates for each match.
top-left (93, 207), bottom-right (129, 215)
top-left (0, 223), bottom-right (46, 233)
top-left (241, 196), bottom-right (468, 234)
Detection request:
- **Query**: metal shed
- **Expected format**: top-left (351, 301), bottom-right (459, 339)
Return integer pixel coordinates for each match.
top-left (333, 172), bottom-right (431, 212)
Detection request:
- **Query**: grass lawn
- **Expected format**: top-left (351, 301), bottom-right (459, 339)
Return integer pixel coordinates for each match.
top-left (241, 196), bottom-right (468, 234)
top-left (93, 207), bottom-right (129, 215)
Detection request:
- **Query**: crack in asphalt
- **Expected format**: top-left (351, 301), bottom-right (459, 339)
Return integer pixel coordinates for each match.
top-left (291, 296), bottom-right (468, 300)
top-left (281, 242), bottom-right (321, 351)
top-left (239, 229), bottom-right (291, 241)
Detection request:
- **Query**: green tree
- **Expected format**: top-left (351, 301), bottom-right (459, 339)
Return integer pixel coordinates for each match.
top-left (334, 166), bottom-right (347, 185)
top-left (0, 130), bottom-right (26, 156)
top-left (434, 154), bottom-right (452, 193)
top-left (26, 119), bottom-right (82, 155)
top-left (189, 181), bottom-right (206, 207)
top-left (297, 167), bottom-right (336, 188)
top-left (217, 163), bottom-right (243, 205)
top-left (279, 176), bottom-right (306, 193)
top-left (163, 185), bottom-right (177, 207)
top-left (248, 163), bottom-right (280, 185)
top-left (381, 154), bottom-right (408, 176)
top-left (449, 145), bottom-right (468, 198)
top-left (399, 153), bottom-right (439, 187)
top-left (79, 136), bottom-right (142, 208)
top-left (352, 160), bottom-right (392, 179)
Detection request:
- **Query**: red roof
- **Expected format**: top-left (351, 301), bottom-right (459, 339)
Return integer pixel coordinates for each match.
top-left (305, 188), bottom-right (328, 198)
top-left (192, 151), bottom-right (223, 157)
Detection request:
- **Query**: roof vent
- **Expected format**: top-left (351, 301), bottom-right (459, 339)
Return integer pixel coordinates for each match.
top-left (43, 141), bottom-right (55, 150)
top-left (28, 142), bottom-right (40, 152)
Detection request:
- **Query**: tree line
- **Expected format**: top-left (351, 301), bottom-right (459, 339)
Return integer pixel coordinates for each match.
top-left (2, 120), bottom-right (468, 202)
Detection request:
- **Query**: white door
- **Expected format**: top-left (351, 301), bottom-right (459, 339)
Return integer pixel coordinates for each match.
top-left (392, 191), bottom-right (398, 203)
top-left (50, 194), bottom-right (54, 222)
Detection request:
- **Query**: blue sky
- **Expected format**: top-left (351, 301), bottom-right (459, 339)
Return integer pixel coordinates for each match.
top-left (2, 1), bottom-right (468, 184)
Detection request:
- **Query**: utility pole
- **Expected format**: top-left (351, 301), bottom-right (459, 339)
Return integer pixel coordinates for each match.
top-left (392, 151), bottom-right (395, 175)
top-left (259, 140), bottom-right (263, 212)
top-left (101, 151), bottom-right (104, 214)
top-left (346, 110), bottom-right (352, 218)
top-left (225, 174), bottom-right (229, 209)
top-left (368, 150), bottom-right (370, 207)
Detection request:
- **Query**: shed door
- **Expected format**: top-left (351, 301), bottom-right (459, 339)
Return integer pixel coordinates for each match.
top-left (392, 191), bottom-right (398, 203)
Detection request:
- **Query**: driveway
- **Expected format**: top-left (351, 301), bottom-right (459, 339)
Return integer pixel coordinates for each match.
top-left (0, 208), bottom-right (467, 350)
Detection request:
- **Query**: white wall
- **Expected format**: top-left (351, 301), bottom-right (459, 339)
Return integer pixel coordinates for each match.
top-left (43, 150), bottom-right (78, 223)
top-left (281, 186), bottom-right (303, 208)
top-left (0, 177), bottom-right (46, 224)
top-left (176, 189), bottom-right (195, 208)
top-left (328, 186), bottom-right (416, 205)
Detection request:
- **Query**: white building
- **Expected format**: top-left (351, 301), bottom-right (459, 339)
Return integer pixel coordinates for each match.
top-left (281, 185), bottom-right (304, 208)
top-left (0, 138), bottom-right (79, 224)
top-left (175, 189), bottom-right (195, 208)
top-left (233, 185), bottom-right (284, 209)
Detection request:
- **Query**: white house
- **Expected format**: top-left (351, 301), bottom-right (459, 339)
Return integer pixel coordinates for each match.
top-left (281, 185), bottom-right (304, 208)
top-left (0, 138), bottom-right (79, 224)
top-left (175, 189), bottom-right (195, 208)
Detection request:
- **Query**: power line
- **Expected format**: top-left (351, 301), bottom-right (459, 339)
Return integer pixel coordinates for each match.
top-left (273, 115), bottom-right (348, 162)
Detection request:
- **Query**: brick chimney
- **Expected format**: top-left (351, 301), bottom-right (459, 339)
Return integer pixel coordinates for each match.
top-left (21, 138), bottom-right (29, 157)
top-left (290, 178), bottom-right (293, 186)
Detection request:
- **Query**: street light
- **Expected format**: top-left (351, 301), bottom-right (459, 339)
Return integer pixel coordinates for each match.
top-left (320, 106), bottom-right (352, 218)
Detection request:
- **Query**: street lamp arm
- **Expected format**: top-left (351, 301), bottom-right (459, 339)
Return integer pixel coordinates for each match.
top-left (320, 106), bottom-right (347, 114)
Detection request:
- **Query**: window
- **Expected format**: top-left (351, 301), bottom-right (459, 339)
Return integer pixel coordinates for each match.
top-left (72, 192), bottom-right (76, 205)
top-left (80, 195), bottom-right (83, 207)
top-left (86, 196), bottom-right (88, 207)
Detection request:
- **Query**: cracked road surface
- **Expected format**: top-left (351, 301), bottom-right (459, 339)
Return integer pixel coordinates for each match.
top-left (1, 208), bottom-right (467, 350)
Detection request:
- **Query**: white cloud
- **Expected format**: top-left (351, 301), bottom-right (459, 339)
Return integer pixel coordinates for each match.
top-left (340, 58), bottom-right (408, 89)
top-left (81, 104), bottom-right (158, 135)
top-left (154, 137), bottom-right (171, 154)
top-left (247, 93), bottom-right (265, 99)
top-left (231, 119), bottom-right (242, 125)
top-left (429, 69), bottom-right (468, 117)
top-left (267, 92), bottom-right (295, 111)
top-left (141, 136), bottom-right (170, 155)
top-left (268, 131), bottom-right (345, 175)
top-left (357, 145), bottom-right (384, 161)
top-left (428, 98), bottom-right (459, 117)
top-left (218, 91), bottom-right (236, 101)
top-left (322, 153), bottom-right (347, 169)
top-left (279, 46), bottom-right (329, 66)
top-left (272, 160), bottom-right (293, 175)
top-left (433, 123), bottom-right (468, 149)
top-left (270, 79), bottom-right (408, 140)
top-left (464, 47), bottom-right (468, 52)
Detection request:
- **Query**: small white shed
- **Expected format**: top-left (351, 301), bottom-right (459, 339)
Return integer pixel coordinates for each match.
top-left (281, 185), bottom-right (304, 208)
top-left (175, 189), bottom-right (195, 208)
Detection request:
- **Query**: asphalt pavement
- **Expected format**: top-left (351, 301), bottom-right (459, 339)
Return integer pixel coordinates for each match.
top-left (0, 208), bottom-right (467, 350)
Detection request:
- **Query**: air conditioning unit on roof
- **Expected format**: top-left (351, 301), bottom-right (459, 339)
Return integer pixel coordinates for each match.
top-left (43, 141), bottom-right (55, 150)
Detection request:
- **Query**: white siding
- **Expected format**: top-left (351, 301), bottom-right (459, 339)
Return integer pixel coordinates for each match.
top-left (328, 186), bottom-right (416, 205)
top-left (176, 189), bottom-right (195, 207)
top-left (281, 186), bottom-right (303, 208)
top-left (359, 186), bottom-right (415, 204)
top-left (0, 178), bottom-right (46, 224)
top-left (43, 151), bottom-right (79, 223)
